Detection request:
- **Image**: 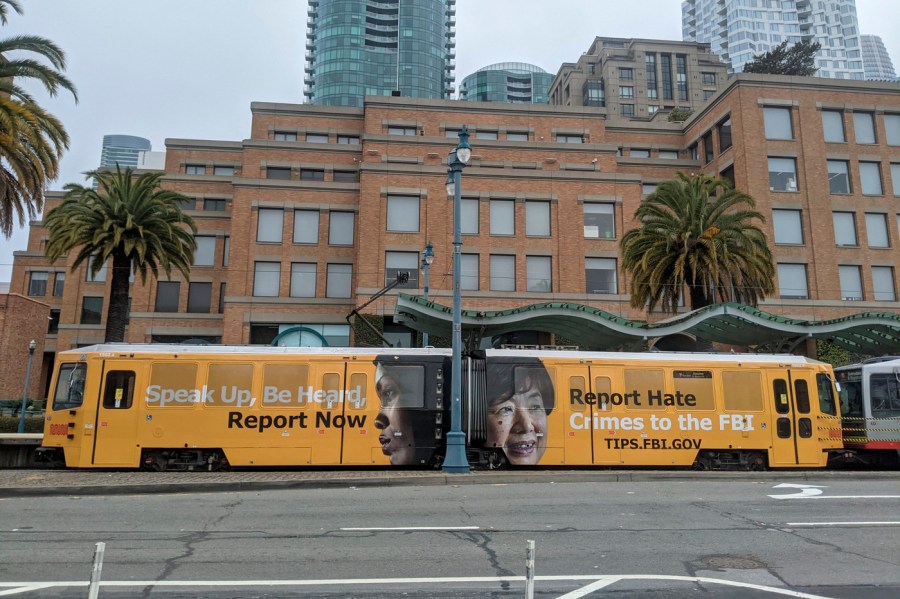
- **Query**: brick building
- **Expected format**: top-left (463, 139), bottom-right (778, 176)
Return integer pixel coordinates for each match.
top-left (0, 294), bottom-right (48, 400)
top-left (6, 74), bottom-right (900, 392)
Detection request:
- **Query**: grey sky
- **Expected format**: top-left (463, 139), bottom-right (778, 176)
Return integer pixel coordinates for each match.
top-left (1, 0), bottom-right (898, 282)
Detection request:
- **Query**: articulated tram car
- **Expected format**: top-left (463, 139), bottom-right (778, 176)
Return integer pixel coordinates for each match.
top-left (834, 357), bottom-right (900, 466)
top-left (40, 345), bottom-right (843, 470)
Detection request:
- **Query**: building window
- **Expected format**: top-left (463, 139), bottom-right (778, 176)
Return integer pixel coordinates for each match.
top-left (274, 131), bottom-right (297, 142)
top-left (461, 198), bottom-right (479, 234)
top-left (266, 167), bottom-right (292, 180)
top-left (525, 201), bottom-right (550, 236)
top-left (860, 162), bottom-right (883, 195)
top-left (461, 254), bottom-right (479, 290)
top-left (557, 134), bottom-right (583, 144)
top-left (865, 213), bottom-right (890, 248)
top-left (476, 130), bottom-right (498, 140)
top-left (223, 237), bottom-right (229, 267)
top-left (333, 171), bottom-right (357, 183)
top-left (386, 195), bottom-right (419, 232)
top-left (764, 107), bottom-right (793, 140)
top-left (28, 271), bottom-right (47, 296)
top-left (53, 273), bottom-right (64, 297)
top-left (185, 164), bottom-right (205, 175)
top-left (526, 256), bottom-right (551, 292)
top-left (86, 257), bottom-right (107, 282)
top-left (329, 211), bottom-right (355, 245)
top-left (193, 236), bottom-right (216, 266)
top-left (290, 263), bottom-right (317, 298)
top-left (648, 105), bottom-right (659, 114)
top-left (385, 252), bottom-right (418, 289)
top-left (620, 104), bottom-right (635, 117)
top-left (619, 86), bottom-right (634, 98)
top-left (204, 198), bottom-right (226, 211)
top-left (718, 117), bottom-right (733, 151)
top-left (619, 67), bottom-right (633, 80)
top-left (675, 54), bottom-right (688, 101)
top-left (703, 90), bottom-right (714, 100)
top-left (777, 264), bottom-right (808, 299)
top-left (490, 255), bottom-right (516, 291)
top-left (337, 135), bottom-right (360, 145)
top-left (80, 296), bottom-right (103, 325)
top-left (853, 112), bottom-right (876, 144)
top-left (630, 149), bottom-right (650, 158)
top-left (48, 309), bottom-right (60, 334)
top-left (213, 166), bottom-right (234, 176)
top-left (586, 258), bottom-right (617, 294)
top-left (885, 114), bottom-right (900, 146)
top-left (658, 150), bottom-right (678, 160)
top-left (253, 262), bottom-right (281, 297)
top-left (155, 281), bottom-right (180, 312)
top-left (293, 209), bottom-right (319, 244)
top-left (257, 208), bottom-right (284, 243)
top-left (300, 169), bottom-right (325, 181)
top-left (839, 265), bottom-right (863, 301)
top-left (832, 212), bottom-right (858, 247)
top-left (178, 198), bottom-right (196, 211)
top-left (702, 72), bottom-right (716, 85)
top-left (642, 183), bottom-right (658, 196)
top-left (306, 133), bottom-right (328, 144)
top-left (772, 209), bottom-right (803, 245)
top-left (821, 110), bottom-right (845, 143)
top-left (507, 132), bottom-right (528, 141)
top-left (326, 263), bottom-right (352, 298)
top-left (702, 130), bottom-right (714, 163)
top-left (893, 164), bottom-right (900, 196)
top-left (187, 282), bottom-right (212, 313)
top-left (490, 200), bottom-right (515, 235)
top-left (583, 203), bottom-right (615, 239)
top-left (720, 165), bottom-right (735, 188)
top-left (582, 80), bottom-right (605, 107)
top-left (388, 126), bottom-right (417, 136)
top-left (768, 157), bottom-right (798, 191)
top-left (219, 283), bottom-right (226, 314)
top-left (827, 160), bottom-right (850, 194)
top-left (872, 266), bottom-right (896, 301)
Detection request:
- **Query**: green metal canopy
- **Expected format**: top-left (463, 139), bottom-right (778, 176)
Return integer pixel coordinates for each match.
top-left (393, 294), bottom-right (900, 354)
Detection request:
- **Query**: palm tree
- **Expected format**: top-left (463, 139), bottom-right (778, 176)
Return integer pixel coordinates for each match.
top-left (44, 167), bottom-right (198, 342)
top-left (0, 0), bottom-right (77, 237)
top-left (621, 172), bottom-right (775, 313)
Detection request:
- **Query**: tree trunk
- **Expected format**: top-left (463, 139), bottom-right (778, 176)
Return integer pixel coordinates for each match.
top-left (105, 250), bottom-right (131, 343)
top-left (688, 282), bottom-right (714, 351)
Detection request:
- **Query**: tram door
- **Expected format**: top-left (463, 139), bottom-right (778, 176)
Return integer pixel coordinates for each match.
top-left (339, 361), bottom-right (380, 465)
top-left (561, 365), bottom-right (594, 465)
top-left (560, 364), bottom-right (621, 466)
top-left (92, 360), bottom-right (140, 467)
top-left (766, 369), bottom-right (821, 466)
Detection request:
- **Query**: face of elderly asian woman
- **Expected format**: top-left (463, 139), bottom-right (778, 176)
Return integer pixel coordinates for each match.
top-left (486, 364), bottom-right (554, 466)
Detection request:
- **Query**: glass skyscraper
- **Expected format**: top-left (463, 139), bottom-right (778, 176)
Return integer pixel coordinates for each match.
top-left (459, 63), bottom-right (552, 104)
top-left (304, 0), bottom-right (456, 106)
top-left (99, 135), bottom-right (151, 170)
top-left (860, 35), bottom-right (897, 81)
top-left (682, 0), bottom-right (864, 79)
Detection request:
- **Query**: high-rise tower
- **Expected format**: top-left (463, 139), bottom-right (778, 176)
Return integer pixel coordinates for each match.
top-left (861, 34), bottom-right (897, 81)
top-left (304, 0), bottom-right (456, 106)
top-left (682, 0), bottom-right (864, 79)
top-left (99, 135), bottom-right (151, 170)
top-left (459, 63), bottom-right (552, 104)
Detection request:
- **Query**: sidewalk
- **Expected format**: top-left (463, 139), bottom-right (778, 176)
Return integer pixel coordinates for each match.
top-left (1, 467), bottom-right (896, 497)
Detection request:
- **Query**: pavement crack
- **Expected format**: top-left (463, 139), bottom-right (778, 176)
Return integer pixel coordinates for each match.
top-left (451, 530), bottom-right (517, 589)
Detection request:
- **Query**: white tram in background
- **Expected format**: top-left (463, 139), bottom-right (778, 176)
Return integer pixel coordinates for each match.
top-left (834, 357), bottom-right (900, 466)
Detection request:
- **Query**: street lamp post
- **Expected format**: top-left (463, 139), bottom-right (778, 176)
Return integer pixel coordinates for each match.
top-left (443, 126), bottom-right (471, 474)
top-left (421, 241), bottom-right (434, 347)
top-left (18, 339), bottom-right (36, 434)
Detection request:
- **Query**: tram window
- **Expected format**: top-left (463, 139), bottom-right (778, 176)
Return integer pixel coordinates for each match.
top-left (777, 417), bottom-right (792, 438)
top-left (569, 376), bottom-right (587, 412)
top-left (794, 379), bottom-right (810, 414)
top-left (624, 369), bottom-right (664, 410)
top-left (263, 364), bottom-right (309, 407)
top-left (673, 370), bottom-right (714, 410)
top-left (148, 363), bottom-right (198, 408)
top-left (722, 371), bottom-right (763, 411)
top-left (816, 374), bottom-right (838, 416)
top-left (772, 379), bottom-right (789, 414)
top-left (53, 363), bottom-right (86, 410)
top-left (870, 374), bottom-right (900, 417)
top-left (798, 417), bottom-right (812, 438)
top-left (102, 371), bottom-right (135, 409)
top-left (375, 364), bottom-right (425, 409)
top-left (594, 376), bottom-right (611, 409)
top-left (206, 363), bottom-right (253, 407)
top-left (348, 373), bottom-right (367, 410)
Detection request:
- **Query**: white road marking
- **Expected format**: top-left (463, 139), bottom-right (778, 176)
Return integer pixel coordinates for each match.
top-left (768, 483), bottom-right (825, 499)
top-left (339, 525), bottom-right (480, 531)
top-left (555, 577), bottom-right (618, 598)
top-left (786, 521), bottom-right (900, 527)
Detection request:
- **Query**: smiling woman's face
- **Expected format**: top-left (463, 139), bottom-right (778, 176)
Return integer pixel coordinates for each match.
top-left (486, 386), bottom-right (548, 465)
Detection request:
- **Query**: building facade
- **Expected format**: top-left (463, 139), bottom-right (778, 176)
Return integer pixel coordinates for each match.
top-left (861, 34), bottom-right (897, 81)
top-left (548, 37), bottom-right (728, 120)
top-left (7, 75), bottom-right (900, 392)
top-left (99, 135), bottom-right (151, 170)
top-left (303, 0), bottom-right (456, 106)
top-left (682, 0), bottom-right (864, 79)
top-left (459, 63), bottom-right (552, 104)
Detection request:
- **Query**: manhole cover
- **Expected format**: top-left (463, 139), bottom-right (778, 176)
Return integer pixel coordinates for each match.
top-left (702, 556), bottom-right (766, 569)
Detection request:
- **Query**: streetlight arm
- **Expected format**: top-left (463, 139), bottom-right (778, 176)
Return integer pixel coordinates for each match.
top-left (345, 272), bottom-right (410, 348)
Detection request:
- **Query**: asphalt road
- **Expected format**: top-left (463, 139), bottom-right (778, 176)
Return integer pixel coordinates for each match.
top-left (1, 475), bottom-right (898, 598)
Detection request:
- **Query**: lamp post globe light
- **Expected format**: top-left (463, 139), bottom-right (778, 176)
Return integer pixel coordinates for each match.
top-left (421, 241), bottom-right (434, 347)
top-left (444, 126), bottom-right (472, 474)
top-left (18, 339), bottom-right (37, 434)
